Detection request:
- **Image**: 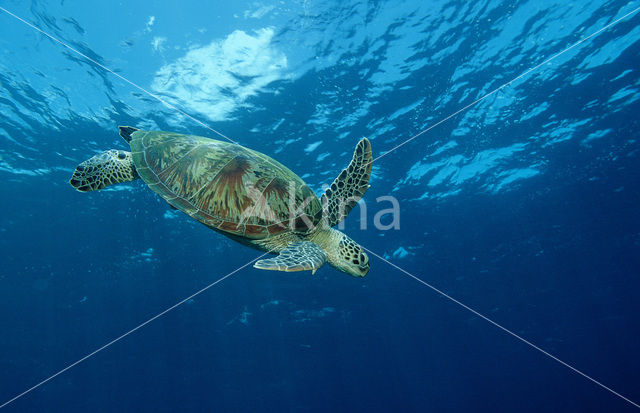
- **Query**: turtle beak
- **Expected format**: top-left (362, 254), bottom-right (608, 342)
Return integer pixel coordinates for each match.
top-left (349, 261), bottom-right (368, 277)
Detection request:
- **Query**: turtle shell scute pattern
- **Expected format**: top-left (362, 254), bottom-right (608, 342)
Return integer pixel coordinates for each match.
top-left (129, 130), bottom-right (322, 239)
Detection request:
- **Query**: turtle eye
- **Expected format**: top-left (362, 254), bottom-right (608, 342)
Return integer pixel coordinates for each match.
top-left (117, 152), bottom-right (126, 160)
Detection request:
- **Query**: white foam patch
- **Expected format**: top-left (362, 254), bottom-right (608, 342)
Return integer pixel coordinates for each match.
top-left (151, 28), bottom-right (288, 121)
top-left (163, 210), bottom-right (179, 219)
top-left (412, 188), bottom-right (462, 201)
top-left (244, 5), bottom-right (275, 19)
top-left (397, 143), bottom-right (531, 196)
top-left (260, 300), bottom-right (281, 309)
top-left (610, 70), bottom-right (633, 82)
top-left (304, 141), bottom-right (322, 152)
top-left (273, 137), bottom-right (300, 154)
top-left (609, 86), bottom-right (638, 104)
top-left (0, 165), bottom-right (42, 176)
top-left (570, 72), bottom-right (592, 86)
top-left (579, 24), bottom-right (640, 70)
top-left (431, 140), bottom-right (458, 157)
top-left (103, 184), bottom-right (136, 192)
top-left (520, 102), bottom-right (550, 122)
top-left (388, 98), bottom-right (425, 121)
top-left (227, 306), bottom-right (252, 326)
top-left (151, 36), bottom-right (167, 53)
top-left (383, 244), bottom-right (422, 259)
top-left (145, 16), bottom-right (155, 32)
top-left (392, 247), bottom-right (410, 259)
top-left (129, 247), bottom-right (157, 263)
top-left (316, 152), bottom-right (330, 162)
top-left (542, 118), bottom-right (590, 148)
top-left (582, 129), bottom-right (613, 145)
top-left (292, 307), bottom-right (336, 323)
top-left (488, 168), bottom-right (540, 193)
top-left (0, 161), bottom-right (64, 176)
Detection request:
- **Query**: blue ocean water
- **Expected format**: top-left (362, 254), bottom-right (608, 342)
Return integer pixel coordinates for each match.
top-left (1, 0), bottom-right (639, 411)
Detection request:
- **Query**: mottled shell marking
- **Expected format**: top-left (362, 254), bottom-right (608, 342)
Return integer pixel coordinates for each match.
top-left (129, 131), bottom-right (321, 239)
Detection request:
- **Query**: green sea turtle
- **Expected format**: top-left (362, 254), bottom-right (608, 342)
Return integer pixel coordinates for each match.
top-left (69, 127), bottom-right (372, 277)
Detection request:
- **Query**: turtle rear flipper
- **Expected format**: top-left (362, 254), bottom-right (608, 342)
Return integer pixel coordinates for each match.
top-left (254, 241), bottom-right (327, 274)
top-left (69, 149), bottom-right (139, 192)
top-left (118, 126), bottom-right (139, 143)
top-left (322, 138), bottom-right (372, 227)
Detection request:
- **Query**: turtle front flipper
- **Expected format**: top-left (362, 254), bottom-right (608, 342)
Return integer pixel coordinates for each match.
top-left (254, 241), bottom-right (327, 274)
top-left (69, 149), bottom-right (139, 192)
top-left (322, 138), bottom-right (372, 227)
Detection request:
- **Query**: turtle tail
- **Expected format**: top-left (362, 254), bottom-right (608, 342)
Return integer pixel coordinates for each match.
top-left (69, 149), bottom-right (139, 192)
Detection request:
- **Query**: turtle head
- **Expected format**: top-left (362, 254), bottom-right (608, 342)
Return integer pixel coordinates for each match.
top-left (325, 231), bottom-right (369, 277)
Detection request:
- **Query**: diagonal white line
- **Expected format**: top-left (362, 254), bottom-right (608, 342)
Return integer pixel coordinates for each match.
top-left (0, 6), bottom-right (238, 146)
top-left (362, 246), bottom-right (640, 409)
top-left (2, 1), bottom-right (639, 410)
top-left (0, 7), bottom-right (296, 223)
top-left (0, 252), bottom-right (269, 410)
top-left (369, 4), bottom-right (640, 166)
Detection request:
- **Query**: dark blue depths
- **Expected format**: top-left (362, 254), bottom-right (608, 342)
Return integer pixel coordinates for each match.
top-left (0, 1), bottom-right (639, 412)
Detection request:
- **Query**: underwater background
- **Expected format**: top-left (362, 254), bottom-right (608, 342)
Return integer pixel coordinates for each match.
top-left (1, 0), bottom-right (639, 411)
